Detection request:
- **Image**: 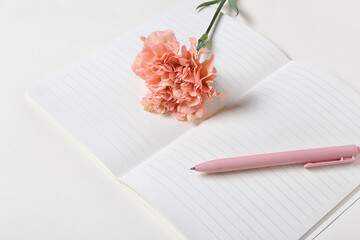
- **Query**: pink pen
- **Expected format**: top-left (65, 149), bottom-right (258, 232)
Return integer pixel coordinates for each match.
top-left (190, 145), bottom-right (359, 173)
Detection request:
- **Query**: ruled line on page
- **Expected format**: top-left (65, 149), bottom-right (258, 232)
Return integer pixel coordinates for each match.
top-left (158, 154), bottom-right (263, 239)
top-left (60, 74), bottom-right (150, 148)
top-left (191, 130), bottom-right (327, 206)
top-left (43, 83), bottom-right (130, 160)
top-left (280, 67), bottom-right (360, 130)
top-left (174, 140), bottom-right (293, 235)
top-left (291, 64), bottom-right (360, 114)
top-left (275, 72), bottom-right (360, 133)
top-left (123, 61), bottom-right (360, 240)
top-left (163, 149), bottom-right (279, 239)
top-left (27, 0), bottom-right (290, 175)
top-left (48, 81), bottom-right (140, 159)
top-left (177, 135), bottom-right (321, 222)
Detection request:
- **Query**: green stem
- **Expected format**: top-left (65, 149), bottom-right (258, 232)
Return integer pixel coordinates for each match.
top-left (197, 0), bottom-right (227, 52)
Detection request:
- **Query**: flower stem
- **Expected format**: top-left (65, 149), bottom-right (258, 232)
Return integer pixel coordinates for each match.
top-left (197, 0), bottom-right (227, 52)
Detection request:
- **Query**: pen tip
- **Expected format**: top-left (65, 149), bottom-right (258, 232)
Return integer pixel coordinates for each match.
top-left (190, 167), bottom-right (195, 170)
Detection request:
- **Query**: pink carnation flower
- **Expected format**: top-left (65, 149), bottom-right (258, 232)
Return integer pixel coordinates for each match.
top-left (132, 30), bottom-right (225, 121)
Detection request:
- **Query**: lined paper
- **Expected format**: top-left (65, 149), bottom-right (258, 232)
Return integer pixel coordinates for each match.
top-left (27, 0), bottom-right (288, 176)
top-left (123, 62), bottom-right (360, 240)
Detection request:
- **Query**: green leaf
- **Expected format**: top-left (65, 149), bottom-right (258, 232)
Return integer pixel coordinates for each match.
top-left (228, 0), bottom-right (239, 16)
top-left (196, 0), bottom-right (220, 11)
top-left (197, 33), bottom-right (208, 51)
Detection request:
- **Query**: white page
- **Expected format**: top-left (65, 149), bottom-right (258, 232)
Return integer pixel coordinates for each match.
top-left (123, 61), bottom-right (360, 240)
top-left (303, 185), bottom-right (360, 239)
top-left (27, 0), bottom-right (288, 176)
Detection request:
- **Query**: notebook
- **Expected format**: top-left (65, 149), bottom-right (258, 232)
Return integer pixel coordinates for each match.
top-left (27, 1), bottom-right (360, 239)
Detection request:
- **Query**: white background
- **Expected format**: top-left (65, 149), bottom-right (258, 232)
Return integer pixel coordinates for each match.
top-left (1, 0), bottom-right (360, 239)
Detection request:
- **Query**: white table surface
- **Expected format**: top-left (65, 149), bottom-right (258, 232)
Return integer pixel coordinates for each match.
top-left (1, 0), bottom-right (360, 239)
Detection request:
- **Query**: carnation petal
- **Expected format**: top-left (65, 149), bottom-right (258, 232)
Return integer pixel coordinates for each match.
top-left (133, 30), bottom-right (225, 121)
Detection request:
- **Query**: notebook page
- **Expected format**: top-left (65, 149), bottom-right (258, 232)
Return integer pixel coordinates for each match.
top-left (123, 61), bottom-right (360, 240)
top-left (27, 0), bottom-right (288, 176)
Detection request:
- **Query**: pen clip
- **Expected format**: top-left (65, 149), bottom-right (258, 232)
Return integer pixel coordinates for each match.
top-left (304, 156), bottom-right (356, 169)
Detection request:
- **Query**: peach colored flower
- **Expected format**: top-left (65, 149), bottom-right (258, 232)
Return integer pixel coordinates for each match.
top-left (132, 30), bottom-right (225, 121)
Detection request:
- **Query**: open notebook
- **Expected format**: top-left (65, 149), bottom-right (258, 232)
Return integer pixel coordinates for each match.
top-left (27, 1), bottom-right (360, 239)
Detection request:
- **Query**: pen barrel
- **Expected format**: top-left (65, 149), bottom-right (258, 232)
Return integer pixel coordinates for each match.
top-left (195, 145), bottom-right (360, 173)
